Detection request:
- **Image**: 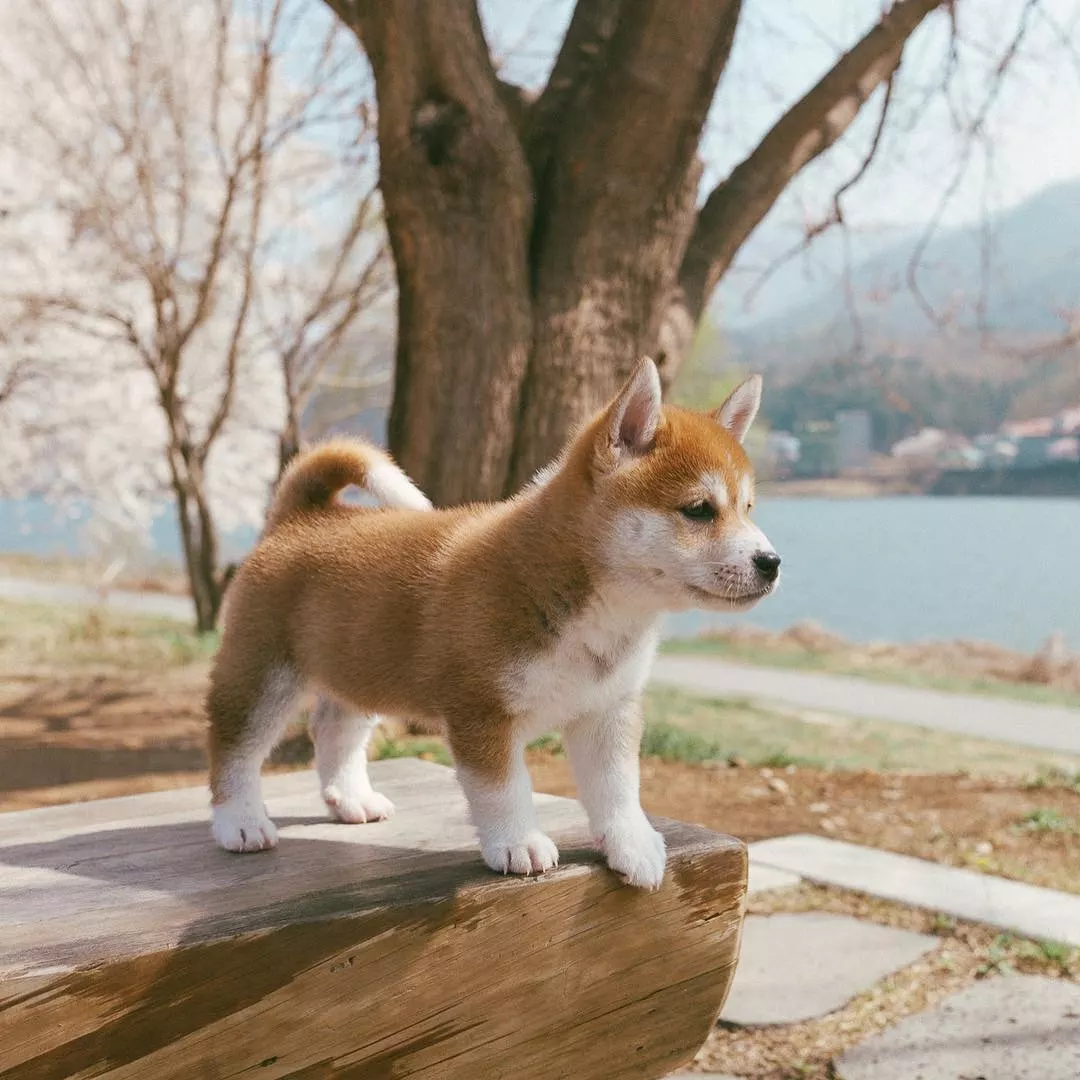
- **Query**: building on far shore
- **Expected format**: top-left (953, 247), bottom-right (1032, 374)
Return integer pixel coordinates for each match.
top-left (835, 409), bottom-right (872, 471)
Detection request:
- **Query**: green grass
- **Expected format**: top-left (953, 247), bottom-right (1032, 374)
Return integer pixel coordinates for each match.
top-left (1025, 766), bottom-right (1080, 793)
top-left (663, 636), bottom-right (1080, 710)
top-left (1018, 807), bottom-right (1080, 834)
top-left (519, 687), bottom-right (1080, 776)
top-left (639, 722), bottom-right (727, 764)
top-left (0, 598), bottom-right (213, 671)
top-left (526, 732), bottom-right (565, 755)
top-left (641, 685), bottom-right (1080, 776)
top-left (372, 734), bottom-right (453, 768)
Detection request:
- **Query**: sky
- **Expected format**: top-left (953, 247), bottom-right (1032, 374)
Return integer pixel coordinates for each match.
top-left (480, 0), bottom-right (1080, 323)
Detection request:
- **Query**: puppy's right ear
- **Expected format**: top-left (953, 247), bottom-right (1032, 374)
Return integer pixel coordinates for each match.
top-left (600, 358), bottom-right (662, 467)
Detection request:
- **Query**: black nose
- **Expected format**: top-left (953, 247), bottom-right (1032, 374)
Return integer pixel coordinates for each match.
top-left (752, 551), bottom-right (781, 582)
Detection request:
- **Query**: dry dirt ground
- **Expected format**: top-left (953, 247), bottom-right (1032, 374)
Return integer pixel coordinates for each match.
top-left (529, 754), bottom-right (1080, 896)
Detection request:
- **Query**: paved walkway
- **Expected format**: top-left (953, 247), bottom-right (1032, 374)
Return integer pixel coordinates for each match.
top-left (652, 653), bottom-right (1080, 756)
top-left (751, 834), bottom-right (1080, 948)
top-left (683, 839), bottom-right (1080, 1078)
top-left (0, 574), bottom-right (194, 622)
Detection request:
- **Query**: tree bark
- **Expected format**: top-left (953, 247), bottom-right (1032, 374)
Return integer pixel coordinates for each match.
top-left (277, 403), bottom-right (302, 483)
top-left (168, 447), bottom-right (223, 634)
top-left (507, 2), bottom-right (739, 488)
top-left (327, 0), bottom-right (948, 504)
top-left (329, 0), bottom-right (534, 505)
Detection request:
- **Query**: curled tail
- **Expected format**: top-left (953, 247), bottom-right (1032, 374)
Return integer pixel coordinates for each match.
top-left (266, 439), bottom-right (431, 531)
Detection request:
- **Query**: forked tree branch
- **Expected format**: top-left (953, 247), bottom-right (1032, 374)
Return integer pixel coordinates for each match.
top-left (678, 0), bottom-right (948, 325)
top-left (519, 0), bottom-right (624, 175)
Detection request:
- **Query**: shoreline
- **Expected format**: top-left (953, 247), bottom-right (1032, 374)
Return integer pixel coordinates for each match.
top-left (665, 620), bottom-right (1080, 703)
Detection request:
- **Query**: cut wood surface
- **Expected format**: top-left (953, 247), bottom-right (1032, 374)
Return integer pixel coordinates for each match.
top-left (0, 758), bottom-right (746, 1079)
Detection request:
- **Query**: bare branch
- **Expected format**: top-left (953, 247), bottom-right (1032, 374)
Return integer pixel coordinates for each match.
top-left (906, 0), bottom-right (1038, 327)
top-left (679, 0), bottom-right (947, 325)
top-left (742, 73), bottom-right (897, 312)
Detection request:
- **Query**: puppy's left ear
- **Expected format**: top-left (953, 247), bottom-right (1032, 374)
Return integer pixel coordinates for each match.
top-left (714, 374), bottom-right (762, 444)
top-left (604, 357), bottom-right (662, 459)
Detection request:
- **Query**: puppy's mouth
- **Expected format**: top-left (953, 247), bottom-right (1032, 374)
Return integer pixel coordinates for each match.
top-left (687, 582), bottom-right (774, 609)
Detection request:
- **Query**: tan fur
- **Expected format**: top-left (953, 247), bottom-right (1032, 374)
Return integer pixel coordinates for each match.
top-left (265, 440), bottom-right (409, 530)
top-left (207, 362), bottom-right (777, 882)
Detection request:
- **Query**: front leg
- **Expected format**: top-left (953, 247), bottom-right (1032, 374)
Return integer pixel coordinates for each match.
top-left (563, 697), bottom-right (666, 890)
top-left (449, 719), bottom-right (559, 877)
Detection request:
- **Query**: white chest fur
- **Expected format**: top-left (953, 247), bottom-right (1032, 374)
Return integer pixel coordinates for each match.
top-left (500, 603), bottom-right (659, 737)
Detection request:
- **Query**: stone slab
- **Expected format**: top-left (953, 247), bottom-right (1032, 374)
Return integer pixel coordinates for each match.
top-left (751, 834), bottom-right (1080, 948)
top-left (836, 974), bottom-right (1080, 1080)
top-left (747, 861), bottom-right (800, 895)
top-left (720, 913), bottom-right (937, 1025)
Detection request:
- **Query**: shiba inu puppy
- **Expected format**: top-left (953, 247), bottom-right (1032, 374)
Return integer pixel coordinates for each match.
top-left (207, 358), bottom-right (779, 889)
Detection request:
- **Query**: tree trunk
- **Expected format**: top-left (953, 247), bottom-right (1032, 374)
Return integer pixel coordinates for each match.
top-left (339, 0), bottom-right (534, 506)
top-left (328, 0), bottom-right (946, 504)
top-left (169, 449), bottom-right (223, 634)
top-left (277, 405), bottom-right (302, 483)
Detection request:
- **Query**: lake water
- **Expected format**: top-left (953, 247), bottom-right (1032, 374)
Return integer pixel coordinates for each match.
top-left (2, 495), bottom-right (1078, 652)
top-left (670, 496), bottom-right (1080, 651)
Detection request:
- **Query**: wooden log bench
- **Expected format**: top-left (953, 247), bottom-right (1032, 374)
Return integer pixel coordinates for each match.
top-left (0, 758), bottom-right (746, 1079)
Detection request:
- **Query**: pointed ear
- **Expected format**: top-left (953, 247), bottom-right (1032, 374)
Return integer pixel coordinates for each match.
top-left (606, 357), bottom-right (662, 456)
top-left (714, 374), bottom-right (762, 444)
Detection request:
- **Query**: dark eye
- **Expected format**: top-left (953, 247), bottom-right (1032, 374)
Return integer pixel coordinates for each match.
top-left (679, 501), bottom-right (716, 522)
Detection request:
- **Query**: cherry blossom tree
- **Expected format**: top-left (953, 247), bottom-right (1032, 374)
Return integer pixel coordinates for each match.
top-left (0, 0), bottom-right (387, 630)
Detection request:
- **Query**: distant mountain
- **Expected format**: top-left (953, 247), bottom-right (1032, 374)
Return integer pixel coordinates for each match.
top-left (722, 180), bottom-right (1080, 385)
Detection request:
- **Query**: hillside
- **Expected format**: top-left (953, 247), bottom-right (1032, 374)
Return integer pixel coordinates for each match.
top-left (722, 180), bottom-right (1080, 390)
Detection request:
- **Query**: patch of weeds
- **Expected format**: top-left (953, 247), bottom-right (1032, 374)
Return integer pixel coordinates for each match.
top-left (931, 913), bottom-right (958, 937)
top-left (976, 933), bottom-right (1017, 978)
top-left (758, 750), bottom-right (816, 769)
top-left (962, 850), bottom-right (1003, 874)
top-left (527, 732), bottom-right (564, 755)
top-left (168, 629), bottom-right (220, 665)
top-left (1025, 766), bottom-right (1080, 793)
top-left (1018, 807), bottom-right (1080, 834)
top-left (639, 721), bottom-right (725, 764)
top-left (373, 736), bottom-right (452, 767)
top-left (1016, 938), bottom-right (1076, 973)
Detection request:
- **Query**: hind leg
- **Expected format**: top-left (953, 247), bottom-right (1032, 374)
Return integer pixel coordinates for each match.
top-left (208, 664), bottom-right (301, 852)
top-left (310, 696), bottom-right (394, 824)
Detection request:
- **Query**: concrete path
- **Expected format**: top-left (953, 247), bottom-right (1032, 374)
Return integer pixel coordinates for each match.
top-left (0, 574), bottom-right (194, 622)
top-left (722, 913), bottom-right (937, 1025)
top-left (751, 834), bottom-right (1080, 948)
top-left (836, 975), bottom-right (1080, 1080)
top-left (652, 653), bottom-right (1080, 756)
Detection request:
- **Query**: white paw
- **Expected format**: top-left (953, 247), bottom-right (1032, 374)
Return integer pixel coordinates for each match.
top-left (323, 783), bottom-right (395, 824)
top-left (600, 816), bottom-right (666, 890)
top-left (212, 802), bottom-right (278, 853)
top-left (482, 830), bottom-right (560, 877)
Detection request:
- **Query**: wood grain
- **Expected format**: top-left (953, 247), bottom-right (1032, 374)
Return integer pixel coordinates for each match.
top-left (0, 758), bottom-right (746, 1079)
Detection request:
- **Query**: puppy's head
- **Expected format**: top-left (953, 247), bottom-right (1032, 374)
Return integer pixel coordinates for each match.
top-left (586, 357), bottom-right (780, 614)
